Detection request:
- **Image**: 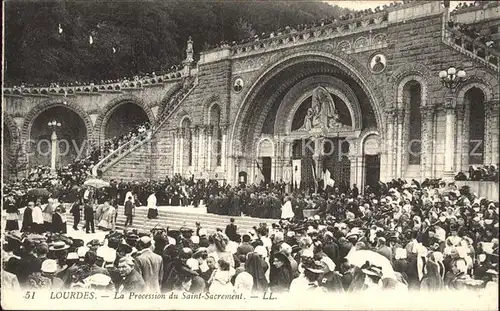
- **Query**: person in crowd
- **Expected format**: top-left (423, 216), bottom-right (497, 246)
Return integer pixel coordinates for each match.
top-left (225, 218), bottom-right (238, 242)
top-left (97, 201), bottom-right (115, 231)
top-left (43, 198), bottom-right (55, 232)
top-left (117, 256), bottom-right (145, 293)
top-left (134, 236), bottom-right (163, 293)
top-left (21, 201), bottom-right (35, 233)
top-left (124, 196), bottom-right (134, 227)
top-left (147, 191), bottom-right (158, 219)
top-left (84, 199), bottom-right (95, 234)
top-left (70, 199), bottom-right (82, 230)
top-left (270, 251), bottom-right (293, 292)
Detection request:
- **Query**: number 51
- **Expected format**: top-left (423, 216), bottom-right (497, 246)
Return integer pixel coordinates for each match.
top-left (24, 291), bottom-right (36, 299)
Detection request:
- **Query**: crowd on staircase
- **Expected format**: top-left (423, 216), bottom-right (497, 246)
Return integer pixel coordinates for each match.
top-left (447, 20), bottom-right (497, 49)
top-left (455, 165), bottom-right (499, 181)
top-left (3, 173), bottom-right (499, 296)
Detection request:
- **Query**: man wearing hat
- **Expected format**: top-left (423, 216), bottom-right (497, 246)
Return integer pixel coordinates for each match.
top-left (134, 236), bottom-right (163, 293)
top-left (117, 256), bottom-right (145, 293)
top-left (179, 227), bottom-right (195, 249)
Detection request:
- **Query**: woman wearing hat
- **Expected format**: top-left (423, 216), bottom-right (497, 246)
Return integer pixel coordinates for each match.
top-left (26, 259), bottom-right (64, 290)
top-left (270, 251), bottom-right (293, 292)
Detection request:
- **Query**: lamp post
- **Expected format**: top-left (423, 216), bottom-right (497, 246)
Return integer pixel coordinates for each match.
top-left (438, 67), bottom-right (467, 180)
top-left (48, 120), bottom-right (61, 175)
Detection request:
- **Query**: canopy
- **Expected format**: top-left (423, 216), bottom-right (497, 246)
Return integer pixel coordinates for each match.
top-left (346, 249), bottom-right (397, 280)
top-left (83, 178), bottom-right (110, 188)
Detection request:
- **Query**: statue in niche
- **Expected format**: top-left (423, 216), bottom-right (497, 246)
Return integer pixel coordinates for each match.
top-left (301, 86), bottom-right (340, 131)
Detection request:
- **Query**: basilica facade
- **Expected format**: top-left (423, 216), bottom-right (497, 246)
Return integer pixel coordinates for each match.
top-left (3, 1), bottom-right (500, 190)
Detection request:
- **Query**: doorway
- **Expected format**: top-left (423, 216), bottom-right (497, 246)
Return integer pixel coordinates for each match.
top-left (262, 157), bottom-right (272, 184)
top-left (365, 154), bottom-right (380, 188)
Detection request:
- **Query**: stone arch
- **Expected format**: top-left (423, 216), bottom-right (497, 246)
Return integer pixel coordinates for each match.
top-left (202, 94), bottom-right (222, 125)
top-left (21, 98), bottom-right (94, 143)
top-left (179, 115), bottom-right (192, 128)
top-left (157, 82), bottom-right (183, 118)
top-left (456, 80), bottom-right (494, 105)
top-left (94, 94), bottom-right (155, 143)
top-left (230, 51), bottom-right (386, 155)
top-left (273, 75), bottom-right (362, 135)
top-left (396, 75), bottom-right (428, 108)
top-left (389, 63), bottom-right (432, 109)
top-left (358, 129), bottom-right (381, 155)
top-left (256, 137), bottom-right (275, 157)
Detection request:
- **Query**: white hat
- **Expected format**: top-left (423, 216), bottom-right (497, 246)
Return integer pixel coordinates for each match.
top-left (85, 273), bottom-right (111, 287)
top-left (67, 252), bottom-right (79, 260)
top-left (395, 248), bottom-right (407, 260)
top-left (191, 236), bottom-right (200, 244)
top-left (320, 256), bottom-right (336, 272)
top-left (77, 246), bottom-right (90, 258)
top-left (301, 249), bottom-right (314, 258)
top-left (255, 246), bottom-right (268, 258)
top-left (139, 236), bottom-right (152, 244)
top-left (41, 259), bottom-right (58, 273)
top-left (199, 228), bottom-right (208, 236)
top-left (186, 258), bottom-right (199, 271)
top-left (478, 254), bottom-right (487, 263)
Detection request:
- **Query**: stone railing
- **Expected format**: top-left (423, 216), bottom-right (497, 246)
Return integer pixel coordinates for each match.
top-left (92, 77), bottom-right (198, 176)
top-left (229, 11), bottom-right (389, 58)
top-left (442, 27), bottom-right (499, 71)
top-left (3, 70), bottom-right (185, 97)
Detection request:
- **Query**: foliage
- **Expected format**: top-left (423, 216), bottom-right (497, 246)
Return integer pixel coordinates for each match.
top-left (4, 1), bottom-right (350, 85)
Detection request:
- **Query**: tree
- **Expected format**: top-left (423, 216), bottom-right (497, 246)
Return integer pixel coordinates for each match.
top-left (234, 18), bottom-right (256, 42)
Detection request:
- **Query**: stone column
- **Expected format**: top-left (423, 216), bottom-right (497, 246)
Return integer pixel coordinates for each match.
top-left (206, 126), bottom-right (213, 171)
top-left (422, 105), bottom-right (435, 178)
top-left (384, 108), bottom-right (396, 181)
top-left (489, 102), bottom-right (500, 165)
top-left (173, 129), bottom-right (179, 174)
top-left (179, 128), bottom-right (185, 176)
top-left (221, 125), bottom-right (227, 171)
top-left (443, 96), bottom-right (456, 180)
top-left (395, 108), bottom-right (405, 179)
top-left (197, 126), bottom-right (205, 175)
top-left (454, 104), bottom-right (466, 172)
top-left (313, 136), bottom-right (323, 185)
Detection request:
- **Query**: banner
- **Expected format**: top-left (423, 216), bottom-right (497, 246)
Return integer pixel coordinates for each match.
top-left (255, 160), bottom-right (265, 184)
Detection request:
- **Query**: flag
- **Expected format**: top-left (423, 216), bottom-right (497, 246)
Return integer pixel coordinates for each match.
top-left (311, 159), bottom-right (318, 193)
top-left (323, 169), bottom-right (335, 190)
top-left (255, 160), bottom-right (265, 184)
top-left (89, 35), bottom-right (94, 45)
top-left (58, 24), bottom-right (63, 34)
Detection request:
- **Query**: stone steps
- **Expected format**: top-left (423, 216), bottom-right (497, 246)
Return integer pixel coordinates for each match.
top-left (66, 208), bottom-right (274, 235)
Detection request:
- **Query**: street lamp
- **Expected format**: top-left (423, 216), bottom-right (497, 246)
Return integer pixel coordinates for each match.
top-left (48, 120), bottom-right (61, 175)
top-left (439, 67), bottom-right (467, 89)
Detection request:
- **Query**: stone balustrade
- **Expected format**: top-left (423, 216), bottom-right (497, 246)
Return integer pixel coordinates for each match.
top-left (455, 180), bottom-right (499, 202)
top-left (443, 27), bottom-right (499, 71)
top-left (229, 12), bottom-right (389, 58)
top-left (92, 77), bottom-right (198, 176)
top-left (3, 69), bottom-right (186, 97)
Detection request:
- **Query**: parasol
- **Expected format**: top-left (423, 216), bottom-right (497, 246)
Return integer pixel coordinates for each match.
top-left (83, 178), bottom-right (110, 188)
top-left (27, 188), bottom-right (51, 197)
top-left (346, 249), bottom-right (397, 280)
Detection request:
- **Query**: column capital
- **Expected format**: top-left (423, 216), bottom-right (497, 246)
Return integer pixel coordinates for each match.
top-left (421, 105), bottom-right (435, 119)
top-left (444, 96), bottom-right (456, 110)
top-left (455, 103), bottom-right (466, 119)
top-left (395, 107), bottom-right (405, 120)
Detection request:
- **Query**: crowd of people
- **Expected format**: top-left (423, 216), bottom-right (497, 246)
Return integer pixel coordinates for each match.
top-left (5, 64), bottom-right (184, 90)
top-left (455, 165), bottom-right (499, 182)
top-left (447, 20), bottom-right (497, 50)
top-left (3, 175), bottom-right (499, 296)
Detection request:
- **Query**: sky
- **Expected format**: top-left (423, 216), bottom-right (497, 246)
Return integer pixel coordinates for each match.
top-left (326, 0), bottom-right (474, 11)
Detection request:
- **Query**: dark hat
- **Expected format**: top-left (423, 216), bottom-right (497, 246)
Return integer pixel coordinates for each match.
top-left (178, 265), bottom-right (198, 277)
top-left (87, 239), bottom-right (102, 247)
top-left (167, 230), bottom-right (181, 239)
top-left (71, 239), bottom-right (85, 249)
top-left (180, 227), bottom-right (193, 233)
top-left (275, 251), bottom-right (291, 266)
top-left (117, 243), bottom-right (132, 254)
top-left (303, 260), bottom-right (326, 274)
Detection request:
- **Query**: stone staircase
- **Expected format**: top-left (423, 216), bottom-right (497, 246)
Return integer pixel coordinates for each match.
top-left (442, 26), bottom-right (499, 73)
top-left (65, 207), bottom-right (274, 235)
top-left (92, 77), bottom-right (198, 180)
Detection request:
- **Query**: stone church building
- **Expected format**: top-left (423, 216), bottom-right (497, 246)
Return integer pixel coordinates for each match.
top-left (3, 1), bottom-right (499, 190)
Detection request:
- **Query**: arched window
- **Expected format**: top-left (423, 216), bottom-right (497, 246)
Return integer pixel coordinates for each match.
top-left (403, 81), bottom-right (422, 165)
top-left (466, 88), bottom-right (485, 165)
top-left (181, 118), bottom-right (192, 167)
top-left (209, 104), bottom-right (222, 168)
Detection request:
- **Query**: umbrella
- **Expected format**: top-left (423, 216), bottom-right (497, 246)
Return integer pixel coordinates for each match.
top-left (84, 178), bottom-right (110, 188)
top-left (27, 188), bottom-right (51, 197)
top-left (346, 249), bottom-right (397, 280)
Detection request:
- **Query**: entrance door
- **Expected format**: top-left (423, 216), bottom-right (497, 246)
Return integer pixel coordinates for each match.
top-left (262, 157), bottom-right (272, 184)
top-left (365, 154), bottom-right (380, 188)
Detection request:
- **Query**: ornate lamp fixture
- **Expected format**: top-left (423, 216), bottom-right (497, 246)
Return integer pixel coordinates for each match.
top-left (439, 67), bottom-right (467, 89)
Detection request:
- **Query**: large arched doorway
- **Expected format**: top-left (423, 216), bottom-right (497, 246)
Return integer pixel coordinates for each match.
top-left (465, 87), bottom-right (485, 165)
top-left (231, 53), bottom-right (383, 188)
top-left (104, 102), bottom-right (149, 140)
top-left (28, 106), bottom-right (87, 168)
